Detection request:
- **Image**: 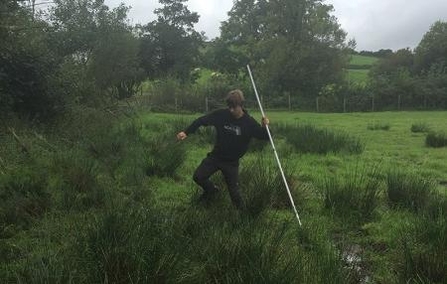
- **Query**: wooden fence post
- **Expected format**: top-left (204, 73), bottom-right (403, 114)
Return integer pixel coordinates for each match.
top-left (372, 95), bottom-right (375, 112)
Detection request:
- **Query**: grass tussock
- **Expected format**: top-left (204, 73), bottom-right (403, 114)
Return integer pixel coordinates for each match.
top-left (144, 131), bottom-right (187, 177)
top-left (397, 211), bottom-right (447, 283)
top-left (239, 154), bottom-right (308, 217)
top-left (367, 121), bottom-right (390, 131)
top-left (386, 170), bottom-right (437, 213)
top-left (50, 150), bottom-right (105, 211)
top-left (0, 166), bottom-right (50, 238)
top-left (275, 123), bottom-right (364, 154)
top-left (425, 131), bottom-right (447, 148)
top-left (321, 166), bottom-right (382, 223)
top-left (410, 122), bottom-right (430, 133)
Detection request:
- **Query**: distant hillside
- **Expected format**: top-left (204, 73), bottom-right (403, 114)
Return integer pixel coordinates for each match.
top-left (348, 55), bottom-right (379, 69)
top-left (346, 55), bottom-right (379, 85)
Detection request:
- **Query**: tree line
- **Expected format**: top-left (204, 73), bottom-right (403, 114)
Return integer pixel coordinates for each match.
top-left (1, 0), bottom-right (447, 121)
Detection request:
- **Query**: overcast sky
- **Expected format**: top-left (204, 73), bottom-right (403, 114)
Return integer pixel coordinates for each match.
top-left (104, 0), bottom-right (447, 51)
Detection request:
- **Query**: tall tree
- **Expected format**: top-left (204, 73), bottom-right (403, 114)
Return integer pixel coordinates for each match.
top-left (139, 0), bottom-right (203, 81)
top-left (415, 21), bottom-right (447, 73)
top-left (0, 0), bottom-right (61, 119)
top-left (48, 0), bottom-right (143, 101)
top-left (218, 0), bottom-right (350, 99)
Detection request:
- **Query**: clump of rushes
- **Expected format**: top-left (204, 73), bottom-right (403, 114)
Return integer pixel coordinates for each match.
top-left (239, 155), bottom-right (282, 217)
top-left (425, 131), bottom-right (447, 148)
top-left (410, 122), bottom-right (430, 133)
top-left (174, 208), bottom-right (351, 284)
top-left (144, 131), bottom-right (187, 177)
top-left (275, 123), bottom-right (364, 154)
top-left (367, 122), bottom-right (390, 131)
top-left (397, 211), bottom-right (447, 283)
top-left (81, 205), bottom-right (184, 284)
top-left (239, 154), bottom-right (308, 217)
top-left (50, 150), bottom-right (105, 211)
top-left (386, 170), bottom-right (436, 213)
top-left (0, 166), bottom-right (50, 237)
top-left (322, 166), bottom-right (381, 223)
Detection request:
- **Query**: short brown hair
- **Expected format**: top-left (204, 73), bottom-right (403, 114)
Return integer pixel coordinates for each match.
top-left (225, 89), bottom-right (245, 107)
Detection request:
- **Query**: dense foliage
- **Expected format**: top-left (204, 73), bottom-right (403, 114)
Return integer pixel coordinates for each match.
top-left (2, 0), bottom-right (447, 118)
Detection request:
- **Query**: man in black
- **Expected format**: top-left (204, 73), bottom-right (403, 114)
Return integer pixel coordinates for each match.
top-left (176, 89), bottom-right (269, 209)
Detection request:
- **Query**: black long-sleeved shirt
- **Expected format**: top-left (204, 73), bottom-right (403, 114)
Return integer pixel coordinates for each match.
top-left (185, 109), bottom-right (269, 161)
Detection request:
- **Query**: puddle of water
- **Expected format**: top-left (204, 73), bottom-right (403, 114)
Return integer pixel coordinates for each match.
top-left (342, 244), bottom-right (371, 283)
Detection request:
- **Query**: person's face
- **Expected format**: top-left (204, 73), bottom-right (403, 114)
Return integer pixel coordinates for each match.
top-left (228, 104), bottom-right (244, 118)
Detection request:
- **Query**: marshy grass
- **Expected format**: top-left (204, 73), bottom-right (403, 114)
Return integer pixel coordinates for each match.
top-left (425, 131), bottom-right (447, 148)
top-left (275, 123), bottom-right (364, 154)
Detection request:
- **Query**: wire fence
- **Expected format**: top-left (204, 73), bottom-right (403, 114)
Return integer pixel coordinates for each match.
top-left (126, 93), bottom-right (447, 113)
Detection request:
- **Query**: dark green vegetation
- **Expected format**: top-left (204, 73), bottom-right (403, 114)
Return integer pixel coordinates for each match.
top-left (2, 0), bottom-right (447, 122)
top-left (2, 110), bottom-right (447, 283)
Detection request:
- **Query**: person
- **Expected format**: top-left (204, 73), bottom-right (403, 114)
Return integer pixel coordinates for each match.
top-left (176, 89), bottom-right (270, 210)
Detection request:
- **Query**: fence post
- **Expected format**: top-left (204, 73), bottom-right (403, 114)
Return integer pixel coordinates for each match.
top-left (398, 95), bottom-right (401, 111)
top-left (175, 98), bottom-right (178, 113)
top-left (316, 97), bottom-right (319, 112)
top-left (205, 97), bottom-right (209, 112)
top-left (371, 95), bottom-right (375, 112)
top-left (288, 94), bottom-right (291, 111)
top-left (343, 97), bottom-right (346, 113)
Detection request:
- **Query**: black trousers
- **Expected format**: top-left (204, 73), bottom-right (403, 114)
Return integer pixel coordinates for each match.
top-left (193, 155), bottom-right (243, 209)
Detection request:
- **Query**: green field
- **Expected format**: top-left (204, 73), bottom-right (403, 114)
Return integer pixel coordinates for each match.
top-left (346, 55), bottom-right (378, 85)
top-left (346, 69), bottom-right (370, 85)
top-left (2, 110), bottom-right (447, 283)
top-left (158, 110), bottom-right (447, 183)
top-left (349, 55), bottom-right (379, 66)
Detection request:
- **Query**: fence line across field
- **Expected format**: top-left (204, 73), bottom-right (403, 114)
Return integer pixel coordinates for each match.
top-left (135, 90), bottom-right (447, 112)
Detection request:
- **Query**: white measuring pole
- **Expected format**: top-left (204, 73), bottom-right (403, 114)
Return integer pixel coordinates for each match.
top-left (246, 64), bottom-right (302, 226)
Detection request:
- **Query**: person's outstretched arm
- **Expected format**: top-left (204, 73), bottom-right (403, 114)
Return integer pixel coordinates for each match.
top-left (176, 111), bottom-right (218, 141)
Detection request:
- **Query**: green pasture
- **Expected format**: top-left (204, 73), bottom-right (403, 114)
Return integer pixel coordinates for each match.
top-left (346, 55), bottom-right (378, 85)
top-left (1, 110), bottom-right (447, 283)
top-left (155, 111), bottom-right (447, 182)
top-left (349, 55), bottom-right (379, 67)
top-left (346, 69), bottom-right (370, 85)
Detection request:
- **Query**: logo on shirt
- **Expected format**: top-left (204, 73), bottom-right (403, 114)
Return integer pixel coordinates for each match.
top-left (224, 125), bottom-right (241, 135)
